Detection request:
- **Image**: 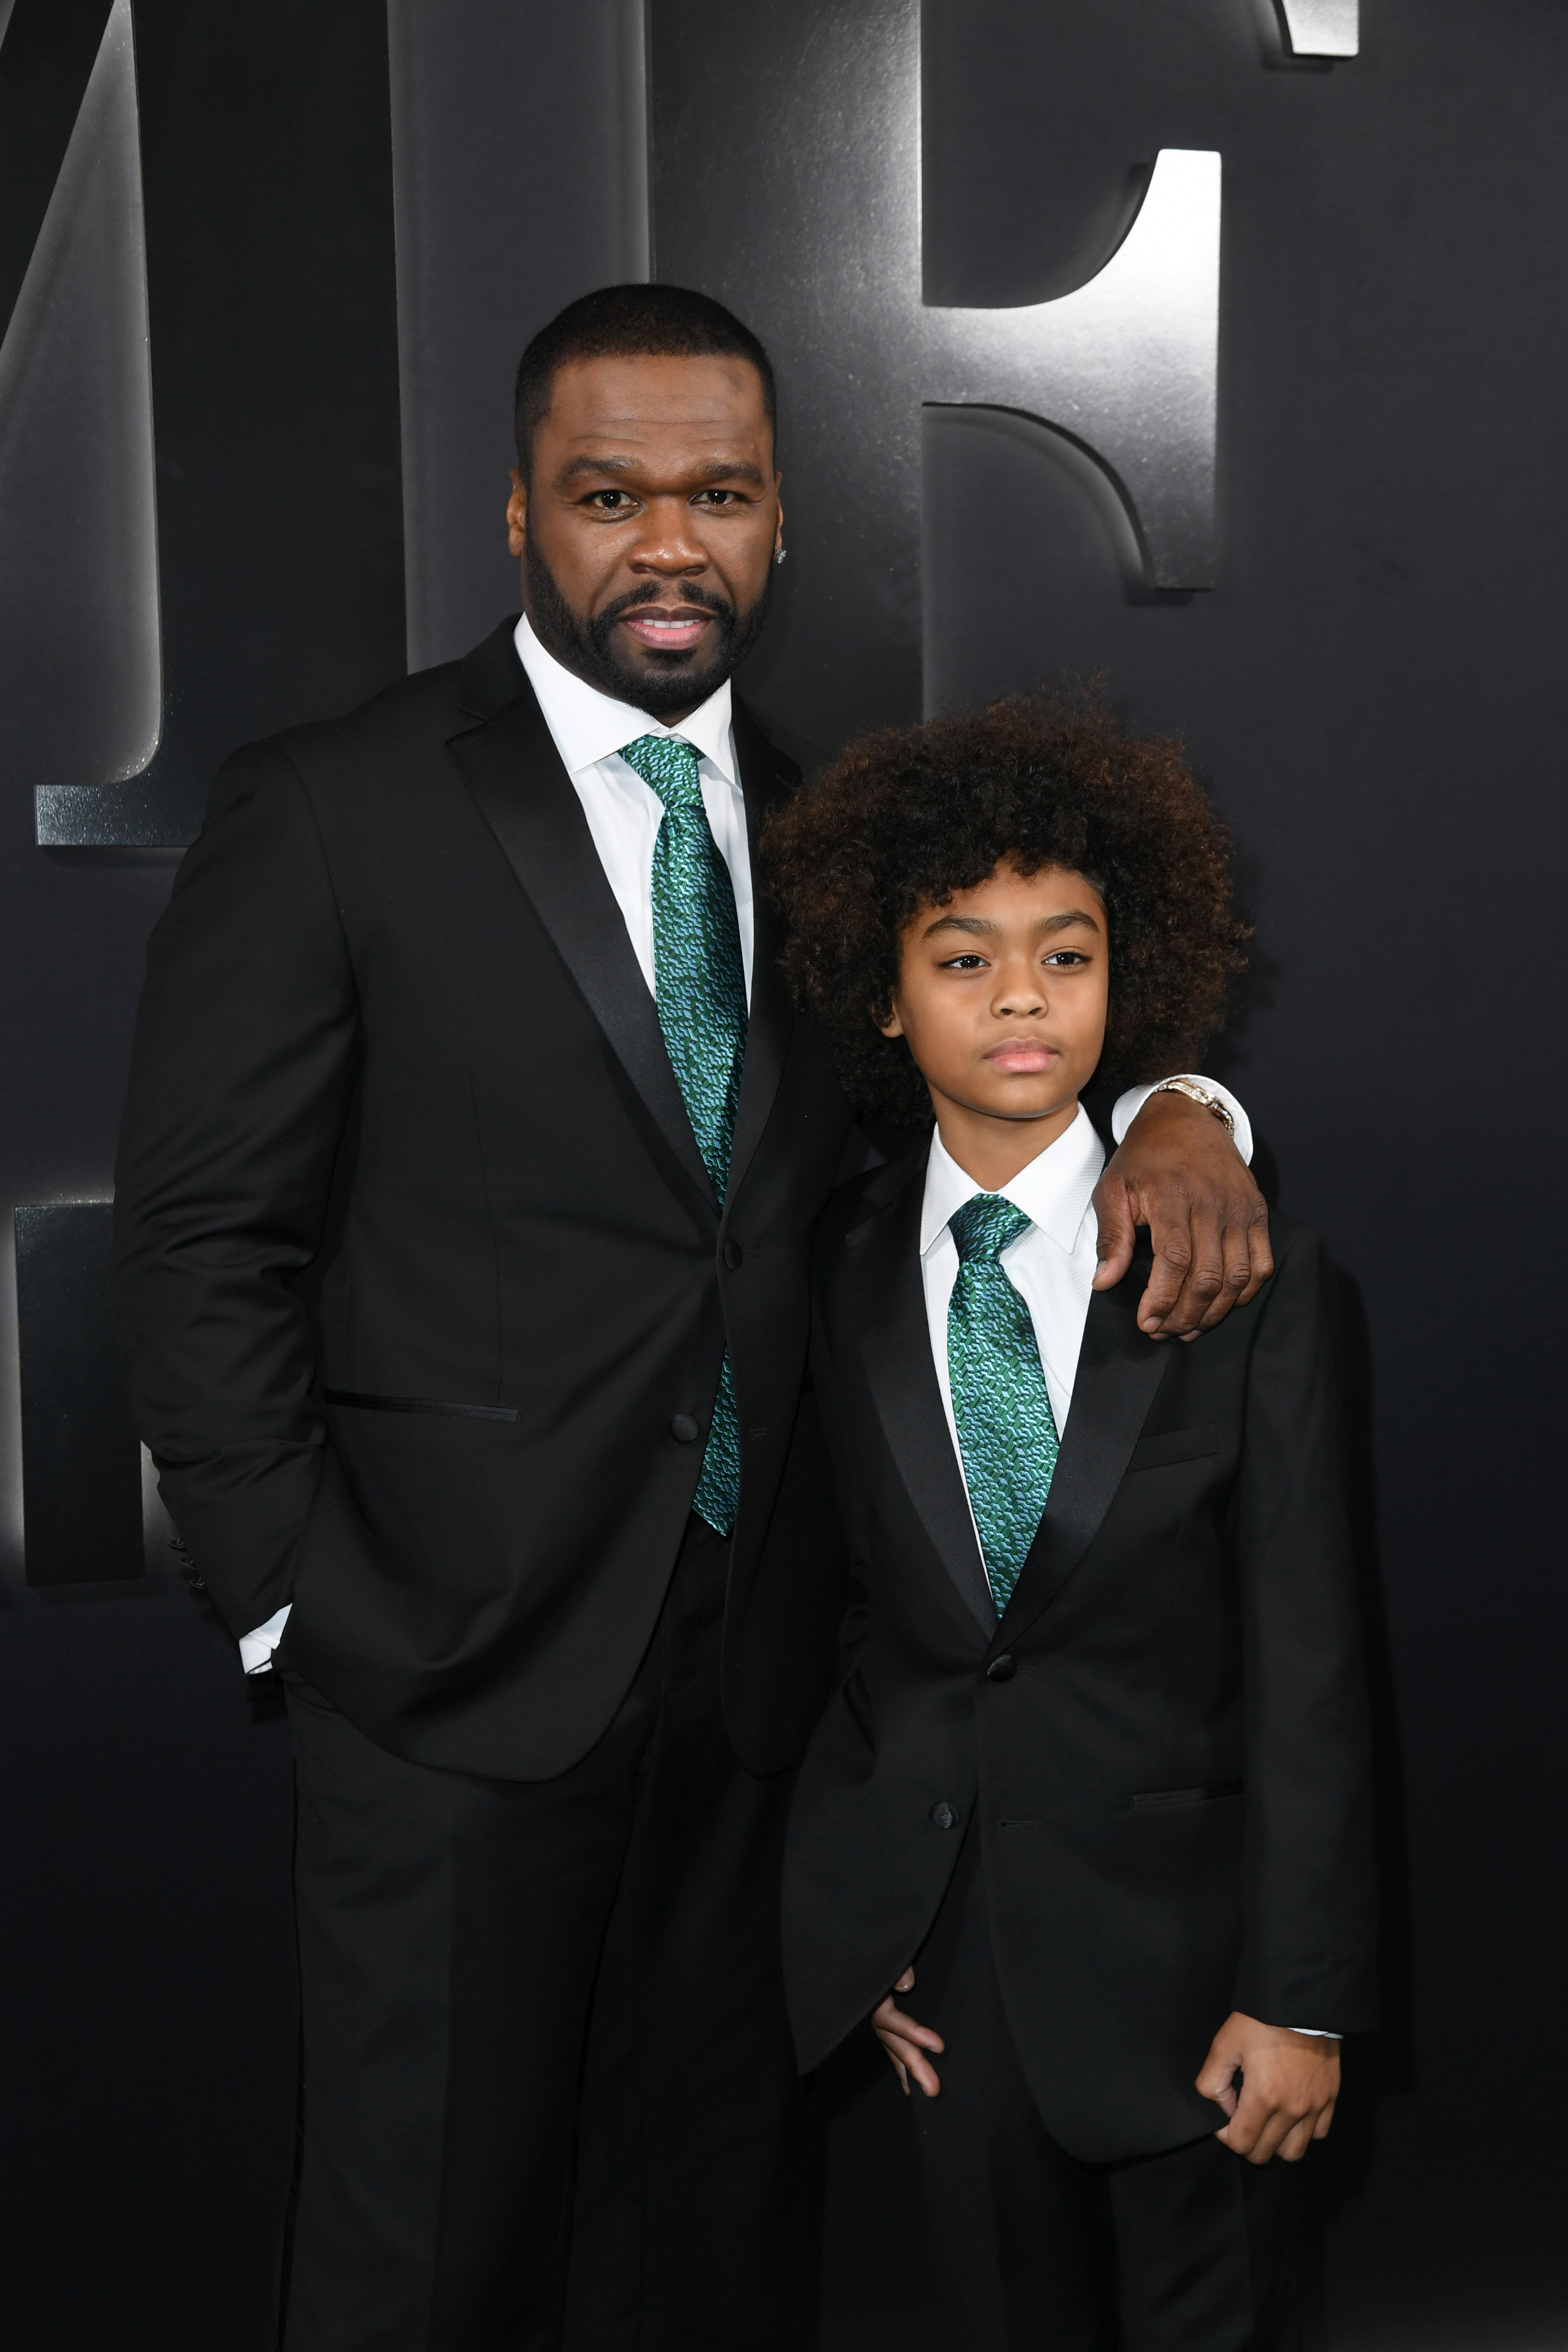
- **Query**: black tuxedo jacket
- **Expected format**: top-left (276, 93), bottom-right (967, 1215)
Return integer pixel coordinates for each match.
top-left (782, 1150), bottom-right (1377, 2164)
top-left (112, 620), bottom-right (856, 1779)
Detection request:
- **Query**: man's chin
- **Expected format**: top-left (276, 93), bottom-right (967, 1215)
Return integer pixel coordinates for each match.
top-left (604, 647), bottom-right (732, 719)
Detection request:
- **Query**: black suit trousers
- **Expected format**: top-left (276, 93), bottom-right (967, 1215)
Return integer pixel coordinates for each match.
top-left (905, 1829), bottom-right (1302, 2352)
top-left (280, 1520), bottom-right (819, 2352)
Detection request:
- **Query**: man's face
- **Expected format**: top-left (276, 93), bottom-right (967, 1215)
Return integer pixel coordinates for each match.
top-left (506, 352), bottom-right (782, 721)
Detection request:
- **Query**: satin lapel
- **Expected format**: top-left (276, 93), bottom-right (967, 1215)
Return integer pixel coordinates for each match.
top-left (448, 669), bottom-right (718, 1218)
top-left (724, 698), bottom-right (794, 1205)
top-left (998, 1257), bottom-right (1171, 1645)
top-left (847, 1173), bottom-right (997, 1636)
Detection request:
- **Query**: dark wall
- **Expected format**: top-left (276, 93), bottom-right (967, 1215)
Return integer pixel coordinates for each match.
top-left (2, 3), bottom-right (1562, 2346)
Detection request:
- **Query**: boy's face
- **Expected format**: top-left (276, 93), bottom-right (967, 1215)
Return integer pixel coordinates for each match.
top-left (881, 858), bottom-right (1108, 1132)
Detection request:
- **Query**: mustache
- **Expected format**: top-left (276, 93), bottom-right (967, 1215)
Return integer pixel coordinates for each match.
top-left (596, 580), bottom-right (738, 628)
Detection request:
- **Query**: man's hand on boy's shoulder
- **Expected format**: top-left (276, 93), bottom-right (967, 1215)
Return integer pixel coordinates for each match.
top-left (1093, 1089), bottom-right (1272, 1340)
top-left (1197, 2012), bottom-right (1340, 2164)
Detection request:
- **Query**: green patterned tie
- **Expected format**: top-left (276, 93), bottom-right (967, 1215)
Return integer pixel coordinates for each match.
top-left (619, 733), bottom-right (748, 1536)
top-left (947, 1194), bottom-right (1061, 1612)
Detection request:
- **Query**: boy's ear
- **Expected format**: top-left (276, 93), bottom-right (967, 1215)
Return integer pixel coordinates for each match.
top-left (877, 997), bottom-right (905, 1041)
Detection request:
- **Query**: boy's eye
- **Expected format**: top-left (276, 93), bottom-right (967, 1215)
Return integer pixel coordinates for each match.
top-left (938, 953), bottom-right (989, 972)
top-left (1043, 950), bottom-right (1089, 966)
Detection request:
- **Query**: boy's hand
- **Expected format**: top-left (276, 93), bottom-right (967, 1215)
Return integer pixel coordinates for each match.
top-left (1093, 1089), bottom-right (1272, 1339)
top-left (871, 1967), bottom-right (945, 2098)
top-left (1196, 2012), bottom-right (1340, 2163)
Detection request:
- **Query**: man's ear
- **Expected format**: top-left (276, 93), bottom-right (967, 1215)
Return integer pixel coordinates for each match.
top-left (506, 467), bottom-right (528, 559)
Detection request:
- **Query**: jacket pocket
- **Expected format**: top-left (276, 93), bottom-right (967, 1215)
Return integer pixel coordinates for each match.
top-left (323, 1389), bottom-right (518, 1423)
top-left (1125, 1423), bottom-right (1219, 1472)
top-left (1130, 1781), bottom-right (1242, 1812)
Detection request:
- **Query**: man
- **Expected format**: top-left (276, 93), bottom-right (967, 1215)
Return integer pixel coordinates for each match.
top-left (112, 285), bottom-right (1270, 2350)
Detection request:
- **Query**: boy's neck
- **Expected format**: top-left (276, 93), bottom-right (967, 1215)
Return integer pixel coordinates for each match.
top-left (932, 1094), bottom-right (1081, 1195)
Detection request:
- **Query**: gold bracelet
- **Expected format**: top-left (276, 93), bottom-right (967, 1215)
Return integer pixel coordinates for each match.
top-left (1151, 1077), bottom-right (1235, 1137)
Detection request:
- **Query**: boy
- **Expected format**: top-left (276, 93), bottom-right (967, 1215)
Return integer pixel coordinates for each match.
top-left (764, 694), bottom-right (1376, 2351)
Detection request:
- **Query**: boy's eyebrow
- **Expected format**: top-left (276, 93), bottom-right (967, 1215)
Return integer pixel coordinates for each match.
top-left (921, 908), bottom-right (1102, 939)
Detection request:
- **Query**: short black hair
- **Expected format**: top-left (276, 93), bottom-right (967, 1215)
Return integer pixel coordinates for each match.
top-left (763, 688), bottom-right (1250, 1128)
top-left (513, 283), bottom-right (777, 478)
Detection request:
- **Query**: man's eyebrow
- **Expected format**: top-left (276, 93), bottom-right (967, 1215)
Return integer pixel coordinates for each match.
top-left (556, 453), bottom-right (767, 487)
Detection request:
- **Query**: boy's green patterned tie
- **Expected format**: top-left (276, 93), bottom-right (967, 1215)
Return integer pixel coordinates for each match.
top-left (946, 1193), bottom-right (1061, 1612)
top-left (619, 733), bottom-right (748, 1536)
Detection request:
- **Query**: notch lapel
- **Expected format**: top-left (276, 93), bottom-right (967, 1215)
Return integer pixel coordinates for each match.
top-left (847, 1171), bottom-right (997, 1636)
top-left (447, 638), bottom-right (718, 1218)
top-left (723, 698), bottom-right (795, 1205)
top-left (997, 1255), bottom-right (1172, 1646)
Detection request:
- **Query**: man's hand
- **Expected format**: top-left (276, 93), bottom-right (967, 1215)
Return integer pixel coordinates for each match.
top-left (871, 1967), bottom-right (945, 2098)
top-left (1093, 1089), bottom-right (1272, 1338)
top-left (1196, 2012), bottom-right (1340, 2163)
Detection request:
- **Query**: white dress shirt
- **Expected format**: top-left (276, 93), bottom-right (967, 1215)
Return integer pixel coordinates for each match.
top-left (236, 619), bottom-right (1250, 1675)
top-left (513, 612), bottom-right (755, 1001)
top-left (916, 1112), bottom-right (1335, 2040)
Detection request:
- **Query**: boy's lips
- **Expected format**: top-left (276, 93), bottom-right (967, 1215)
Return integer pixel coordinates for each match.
top-left (619, 609), bottom-right (713, 652)
top-left (985, 1040), bottom-right (1059, 1073)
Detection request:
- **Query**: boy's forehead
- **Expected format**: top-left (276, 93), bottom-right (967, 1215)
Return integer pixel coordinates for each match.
top-left (921, 860), bottom-right (1104, 923)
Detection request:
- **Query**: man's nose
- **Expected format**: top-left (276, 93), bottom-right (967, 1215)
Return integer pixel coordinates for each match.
top-left (628, 502), bottom-right (709, 572)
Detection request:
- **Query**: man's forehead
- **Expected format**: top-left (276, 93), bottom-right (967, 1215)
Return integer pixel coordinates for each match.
top-left (542, 352), bottom-right (770, 437)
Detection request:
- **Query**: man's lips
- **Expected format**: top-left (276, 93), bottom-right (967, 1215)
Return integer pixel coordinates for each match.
top-left (985, 1041), bottom-right (1059, 1073)
top-left (618, 610), bottom-right (714, 652)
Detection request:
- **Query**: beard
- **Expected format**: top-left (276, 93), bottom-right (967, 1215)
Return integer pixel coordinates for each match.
top-left (523, 534), bottom-right (773, 718)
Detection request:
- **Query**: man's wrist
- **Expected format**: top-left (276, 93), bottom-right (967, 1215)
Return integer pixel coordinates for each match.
top-left (1110, 1075), bottom-right (1254, 1166)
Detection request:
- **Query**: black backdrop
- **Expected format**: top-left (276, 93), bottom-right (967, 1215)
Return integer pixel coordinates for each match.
top-left (2, 3), bottom-right (1564, 2345)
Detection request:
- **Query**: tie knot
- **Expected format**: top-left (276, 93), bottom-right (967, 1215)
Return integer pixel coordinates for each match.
top-left (949, 1193), bottom-right (1031, 1265)
top-left (620, 732), bottom-right (703, 811)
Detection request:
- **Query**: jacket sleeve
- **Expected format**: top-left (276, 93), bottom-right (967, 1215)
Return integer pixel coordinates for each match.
top-left (1232, 1224), bottom-right (1379, 2034)
top-left (112, 743), bottom-right (360, 1639)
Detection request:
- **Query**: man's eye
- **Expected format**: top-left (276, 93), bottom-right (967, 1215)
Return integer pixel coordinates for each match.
top-left (590, 490), bottom-right (633, 510)
top-left (694, 488), bottom-right (740, 506)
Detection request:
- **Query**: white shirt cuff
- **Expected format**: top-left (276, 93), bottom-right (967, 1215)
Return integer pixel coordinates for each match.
top-left (239, 1602), bottom-right (292, 1676)
top-left (1110, 1076), bottom-right (1253, 1166)
top-left (1286, 2026), bottom-right (1342, 2039)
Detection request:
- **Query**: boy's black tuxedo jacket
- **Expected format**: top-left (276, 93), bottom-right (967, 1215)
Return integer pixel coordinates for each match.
top-left (782, 1149), bottom-right (1378, 2166)
top-left (112, 619), bottom-right (856, 1780)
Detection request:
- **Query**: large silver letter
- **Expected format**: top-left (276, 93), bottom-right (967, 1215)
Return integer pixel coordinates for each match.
top-left (1279, 2), bottom-right (1359, 58)
top-left (649, 0), bottom-right (1221, 741)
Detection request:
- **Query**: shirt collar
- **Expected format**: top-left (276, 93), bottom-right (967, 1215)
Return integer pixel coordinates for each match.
top-left (514, 612), bottom-right (737, 788)
top-left (919, 1104), bottom-right (1106, 1257)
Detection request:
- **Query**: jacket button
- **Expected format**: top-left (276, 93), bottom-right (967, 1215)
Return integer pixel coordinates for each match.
top-left (670, 1414), bottom-right (701, 1444)
top-left (929, 1802), bottom-right (957, 1830)
top-left (987, 1653), bottom-right (1016, 1682)
top-left (723, 1239), bottom-right (745, 1269)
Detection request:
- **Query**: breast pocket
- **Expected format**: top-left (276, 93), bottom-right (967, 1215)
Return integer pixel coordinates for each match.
top-left (1125, 1423), bottom-right (1219, 1472)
